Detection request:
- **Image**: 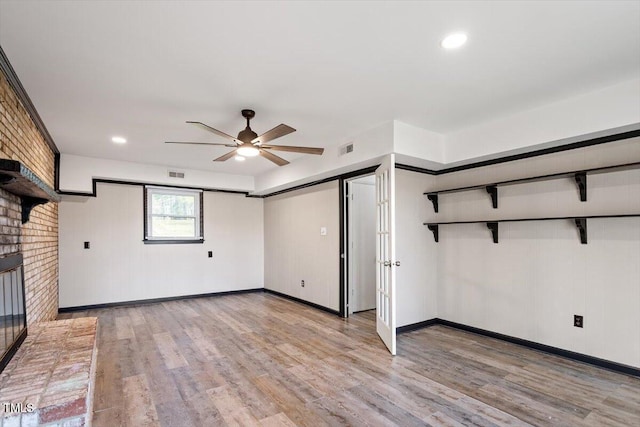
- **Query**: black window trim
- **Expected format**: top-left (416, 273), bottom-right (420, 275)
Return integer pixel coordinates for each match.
top-left (143, 185), bottom-right (205, 244)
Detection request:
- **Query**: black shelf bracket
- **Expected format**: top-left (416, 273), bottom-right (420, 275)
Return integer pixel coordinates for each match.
top-left (486, 222), bottom-right (499, 243)
top-left (575, 218), bottom-right (588, 244)
top-left (427, 224), bottom-right (439, 242)
top-left (21, 197), bottom-right (49, 224)
top-left (486, 185), bottom-right (498, 209)
top-left (427, 194), bottom-right (439, 213)
top-left (0, 160), bottom-right (60, 224)
top-left (574, 172), bottom-right (587, 202)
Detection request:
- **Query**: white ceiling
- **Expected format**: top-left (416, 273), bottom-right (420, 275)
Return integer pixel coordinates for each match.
top-left (1, 1), bottom-right (638, 176)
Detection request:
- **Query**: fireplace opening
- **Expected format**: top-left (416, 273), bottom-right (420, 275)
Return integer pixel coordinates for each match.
top-left (0, 254), bottom-right (26, 373)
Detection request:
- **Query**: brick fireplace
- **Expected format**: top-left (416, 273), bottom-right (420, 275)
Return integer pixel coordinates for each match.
top-left (0, 159), bottom-right (60, 373)
top-left (0, 55), bottom-right (60, 327)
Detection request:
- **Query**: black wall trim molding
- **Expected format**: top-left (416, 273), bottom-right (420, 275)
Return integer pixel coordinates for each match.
top-left (57, 178), bottom-right (251, 198)
top-left (262, 176), bottom-right (340, 199)
top-left (262, 165), bottom-right (380, 199)
top-left (56, 129), bottom-right (638, 200)
top-left (437, 129), bottom-right (640, 175)
top-left (340, 165), bottom-right (380, 181)
top-left (58, 288), bottom-right (264, 313)
top-left (59, 288), bottom-right (342, 317)
top-left (0, 46), bottom-right (59, 155)
top-left (259, 129), bottom-right (639, 198)
top-left (395, 163), bottom-right (438, 175)
top-left (263, 288), bottom-right (341, 316)
top-left (397, 318), bottom-right (639, 377)
top-left (396, 318), bottom-right (440, 334)
top-left (395, 129), bottom-right (640, 177)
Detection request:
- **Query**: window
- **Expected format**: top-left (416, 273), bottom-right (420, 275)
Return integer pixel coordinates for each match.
top-left (144, 186), bottom-right (203, 243)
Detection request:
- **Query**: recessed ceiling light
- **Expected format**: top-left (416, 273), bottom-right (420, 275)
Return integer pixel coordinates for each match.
top-left (441, 33), bottom-right (467, 49)
top-left (234, 155), bottom-right (246, 162)
top-left (111, 136), bottom-right (127, 144)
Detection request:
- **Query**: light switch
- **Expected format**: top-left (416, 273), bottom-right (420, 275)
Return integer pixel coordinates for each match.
top-left (320, 227), bottom-right (327, 236)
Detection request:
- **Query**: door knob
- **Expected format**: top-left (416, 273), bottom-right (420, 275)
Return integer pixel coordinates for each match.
top-left (383, 261), bottom-right (391, 266)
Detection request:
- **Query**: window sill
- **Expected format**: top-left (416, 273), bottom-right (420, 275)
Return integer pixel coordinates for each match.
top-left (143, 239), bottom-right (205, 245)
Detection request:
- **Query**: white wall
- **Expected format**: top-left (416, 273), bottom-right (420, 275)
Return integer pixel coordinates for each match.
top-left (444, 78), bottom-right (640, 164)
top-left (348, 178), bottom-right (376, 313)
top-left (433, 140), bottom-right (640, 368)
top-left (263, 181), bottom-right (340, 311)
top-left (393, 121), bottom-right (444, 165)
top-left (60, 154), bottom-right (255, 193)
top-left (395, 169), bottom-right (439, 327)
top-left (59, 183), bottom-right (264, 307)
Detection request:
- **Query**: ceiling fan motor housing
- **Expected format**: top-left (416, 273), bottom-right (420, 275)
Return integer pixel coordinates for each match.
top-left (238, 128), bottom-right (258, 143)
top-left (239, 109), bottom-right (258, 143)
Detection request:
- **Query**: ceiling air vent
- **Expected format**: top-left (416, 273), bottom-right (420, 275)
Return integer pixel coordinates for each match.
top-left (168, 170), bottom-right (185, 179)
top-left (339, 143), bottom-right (354, 156)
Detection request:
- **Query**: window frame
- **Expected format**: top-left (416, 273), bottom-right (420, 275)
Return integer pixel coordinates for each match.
top-left (143, 185), bottom-right (204, 244)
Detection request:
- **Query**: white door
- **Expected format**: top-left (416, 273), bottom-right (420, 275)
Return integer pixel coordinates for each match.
top-left (375, 154), bottom-right (397, 355)
top-left (348, 179), bottom-right (377, 314)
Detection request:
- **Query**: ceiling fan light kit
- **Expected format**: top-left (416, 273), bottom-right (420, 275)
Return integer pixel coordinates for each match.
top-left (237, 145), bottom-right (260, 157)
top-left (166, 109), bottom-right (324, 166)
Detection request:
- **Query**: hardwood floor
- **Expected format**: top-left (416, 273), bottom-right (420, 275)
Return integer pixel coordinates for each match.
top-left (58, 293), bottom-right (640, 426)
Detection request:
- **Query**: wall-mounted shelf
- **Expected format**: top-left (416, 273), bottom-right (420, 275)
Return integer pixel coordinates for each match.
top-left (424, 214), bottom-right (640, 244)
top-left (424, 162), bottom-right (640, 212)
top-left (0, 159), bottom-right (60, 223)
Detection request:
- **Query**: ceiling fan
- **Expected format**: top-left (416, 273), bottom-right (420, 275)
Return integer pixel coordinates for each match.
top-left (165, 109), bottom-right (324, 166)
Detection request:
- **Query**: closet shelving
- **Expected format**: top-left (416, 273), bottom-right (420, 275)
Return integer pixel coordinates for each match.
top-left (423, 162), bottom-right (640, 244)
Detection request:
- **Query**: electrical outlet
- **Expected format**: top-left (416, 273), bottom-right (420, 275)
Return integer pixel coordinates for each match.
top-left (301, 280), bottom-right (305, 287)
top-left (574, 315), bottom-right (584, 328)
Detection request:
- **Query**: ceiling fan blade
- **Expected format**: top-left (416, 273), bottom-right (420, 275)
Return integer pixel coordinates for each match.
top-left (187, 121), bottom-right (238, 143)
top-left (165, 141), bottom-right (237, 147)
top-left (260, 145), bottom-right (324, 155)
top-left (259, 149), bottom-right (290, 166)
top-left (213, 150), bottom-right (238, 162)
top-left (252, 124), bottom-right (296, 145)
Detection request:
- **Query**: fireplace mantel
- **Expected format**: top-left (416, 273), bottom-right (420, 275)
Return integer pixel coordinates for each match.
top-left (0, 159), bottom-right (60, 223)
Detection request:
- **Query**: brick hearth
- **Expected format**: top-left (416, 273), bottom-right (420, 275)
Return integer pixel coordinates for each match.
top-left (0, 317), bottom-right (97, 426)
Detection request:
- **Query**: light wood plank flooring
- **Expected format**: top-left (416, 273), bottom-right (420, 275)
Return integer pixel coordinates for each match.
top-left (58, 292), bottom-right (640, 426)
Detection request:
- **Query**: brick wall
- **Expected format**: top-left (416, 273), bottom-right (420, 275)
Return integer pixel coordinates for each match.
top-left (0, 68), bottom-right (59, 324)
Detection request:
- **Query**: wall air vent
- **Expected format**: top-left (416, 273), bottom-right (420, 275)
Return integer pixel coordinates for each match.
top-left (168, 170), bottom-right (185, 179)
top-left (340, 143), bottom-right (354, 156)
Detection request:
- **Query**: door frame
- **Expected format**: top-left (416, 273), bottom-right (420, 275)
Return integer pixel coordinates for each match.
top-left (343, 173), bottom-right (376, 316)
top-left (338, 166), bottom-right (379, 317)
